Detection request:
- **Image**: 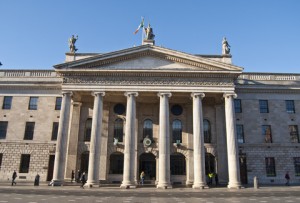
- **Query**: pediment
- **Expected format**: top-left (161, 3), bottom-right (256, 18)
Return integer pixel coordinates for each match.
top-left (54, 45), bottom-right (243, 73)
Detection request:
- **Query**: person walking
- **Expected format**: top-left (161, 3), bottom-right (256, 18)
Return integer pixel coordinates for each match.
top-left (80, 172), bottom-right (86, 188)
top-left (11, 170), bottom-right (17, 186)
top-left (77, 170), bottom-right (82, 183)
top-left (285, 171), bottom-right (290, 186)
top-left (71, 170), bottom-right (75, 183)
top-left (140, 171), bottom-right (145, 185)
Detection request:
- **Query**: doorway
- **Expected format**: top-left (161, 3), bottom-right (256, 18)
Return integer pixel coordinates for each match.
top-left (239, 156), bottom-right (248, 184)
top-left (46, 155), bottom-right (55, 181)
top-left (139, 153), bottom-right (156, 182)
top-left (205, 153), bottom-right (215, 175)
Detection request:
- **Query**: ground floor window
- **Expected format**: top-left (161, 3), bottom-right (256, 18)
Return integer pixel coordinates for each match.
top-left (109, 152), bottom-right (124, 174)
top-left (0, 153), bottom-right (2, 169)
top-left (294, 157), bottom-right (300, 176)
top-left (265, 157), bottom-right (276, 177)
top-left (170, 153), bottom-right (186, 175)
top-left (19, 154), bottom-right (30, 173)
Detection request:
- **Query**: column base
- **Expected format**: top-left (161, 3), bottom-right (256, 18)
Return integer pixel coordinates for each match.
top-left (192, 183), bottom-right (206, 189)
top-left (120, 182), bottom-right (137, 189)
top-left (50, 180), bottom-right (64, 186)
top-left (227, 183), bottom-right (242, 189)
top-left (157, 183), bottom-right (172, 189)
top-left (85, 181), bottom-right (98, 188)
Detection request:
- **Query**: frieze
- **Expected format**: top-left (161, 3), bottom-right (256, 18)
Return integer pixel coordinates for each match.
top-left (63, 75), bottom-right (234, 86)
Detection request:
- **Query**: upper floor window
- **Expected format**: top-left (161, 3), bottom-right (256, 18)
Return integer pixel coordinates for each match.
top-left (28, 97), bottom-right (38, 110)
top-left (259, 100), bottom-right (269, 113)
top-left (2, 96), bottom-right (12, 110)
top-left (286, 100), bottom-right (295, 114)
top-left (294, 157), bottom-right (300, 176)
top-left (262, 125), bottom-right (272, 143)
top-left (55, 97), bottom-right (62, 110)
top-left (24, 122), bottom-right (35, 140)
top-left (234, 99), bottom-right (242, 113)
top-left (203, 119), bottom-right (211, 143)
top-left (51, 122), bottom-right (59, 141)
top-left (236, 124), bottom-right (245, 143)
top-left (114, 118), bottom-right (124, 142)
top-left (289, 125), bottom-right (299, 143)
top-left (265, 157), bottom-right (276, 177)
top-left (171, 104), bottom-right (183, 116)
top-left (0, 121), bottom-right (8, 139)
top-left (19, 154), bottom-right (30, 173)
top-left (84, 118), bottom-right (92, 142)
top-left (114, 103), bottom-right (125, 115)
top-left (143, 119), bottom-right (153, 139)
top-left (172, 119), bottom-right (182, 143)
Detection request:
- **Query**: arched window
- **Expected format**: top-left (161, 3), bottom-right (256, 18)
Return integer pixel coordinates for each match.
top-left (84, 118), bottom-right (92, 141)
top-left (203, 119), bottom-right (211, 143)
top-left (172, 119), bottom-right (182, 143)
top-left (109, 152), bottom-right (124, 174)
top-left (143, 119), bottom-right (153, 139)
top-left (114, 118), bottom-right (124, 142)
top-left (170, 153), bottom-right (186, 175)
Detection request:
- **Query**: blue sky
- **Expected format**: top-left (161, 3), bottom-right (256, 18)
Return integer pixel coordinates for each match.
top-left (0, 0), bottom-right (299, 73)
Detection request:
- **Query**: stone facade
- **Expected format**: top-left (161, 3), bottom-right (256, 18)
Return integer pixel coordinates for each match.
top-left (0, 45), bottom-right (299, 187)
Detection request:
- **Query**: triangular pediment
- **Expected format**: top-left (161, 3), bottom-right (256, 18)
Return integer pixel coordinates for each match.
top-left (54, 45), bottom-right (243, 73)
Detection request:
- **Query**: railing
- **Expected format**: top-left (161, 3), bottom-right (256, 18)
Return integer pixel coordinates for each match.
top-left (0, 70), bottom-right (57, 77)
top-left (238, 73), bottom-right (298, 81)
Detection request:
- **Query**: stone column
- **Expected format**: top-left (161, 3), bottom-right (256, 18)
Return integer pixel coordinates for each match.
top-left (191, 93), bottom-right (207, 189)
top-left (121, 92), bottom-right (138, 188)
top-left (86, 92), bottom-right (105, 187)
top-left (224, 93), bottom-right (241, 189)
top-left (52, 91), bottom-right (72, 186)
top-left (157, 92), bottom-right (172, 189)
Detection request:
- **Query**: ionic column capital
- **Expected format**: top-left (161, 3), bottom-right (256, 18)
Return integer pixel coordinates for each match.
top-left (124, 92), bottom-right (138, 97)
top-left (91, 91), bottom-right (105, 97)
top-left (62, 91), bottom-right (73, 97)
top-left (223, 93), bottom-right (237, 99)
top-left (191, 92), bottom-right (205, 99)
top-left (71, 101), bottom-right (82, 107)
top-left (157, 92), bottom-right (172, 98)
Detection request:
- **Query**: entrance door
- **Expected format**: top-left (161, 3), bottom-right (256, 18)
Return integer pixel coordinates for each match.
top-left (239, 156), bottom-right (248, 184)
top-left (205, 153), bottom-right (215, 175)
top-left (47, 155), bottom-right (55, 181)
top-left (139, 153), bottom-right (156, 181)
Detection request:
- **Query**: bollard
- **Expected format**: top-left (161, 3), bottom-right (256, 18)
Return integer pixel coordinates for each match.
top-left (254, 176), bottom-right (259, 189)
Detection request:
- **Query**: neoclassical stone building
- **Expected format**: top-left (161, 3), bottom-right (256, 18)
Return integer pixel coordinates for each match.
top-left (0, 39), bottom-right (300, 188)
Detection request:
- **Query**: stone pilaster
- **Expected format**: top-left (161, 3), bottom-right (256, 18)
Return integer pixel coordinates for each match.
top-left (157, 92), bottom-right (172, 189)
top-left (191, 93), bottom-right (207, 189)
top-left (52, 91), bottom-right (72, 186)
top-left (120, 92), bottom-right (138, 188)
top-left (86, 92), bottom-right (105, 187)
top-left (224, 93), bottom-right (241, 189)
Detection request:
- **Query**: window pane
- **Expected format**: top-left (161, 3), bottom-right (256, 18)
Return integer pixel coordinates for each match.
top-left (170, 153), bottom-right (186, 175)
top-left (24, 122), bottom-right (35, 140)
top-left (114, 118), bottom-right (123, 142)
top-left (286, 100), bottom-right (295, 113)
top-left (234, 99), bottom-right (242, 113)
top-left (262, 125), bottom-right (272, 143)
top-left (2, 96), bottom-right (12, 109)
top-left (19, 154), bottom-right (30, 173)
top-left (294, 157), bottom-right (300, 176)
top-left (289, 125), bottom-right (299, 143)
top-left (28, 97), bottom-right (38, 110)
top-left (109, 153), bottom-right (124, 174)
top-left (172, 120), bottom-right (182, 143)
top-left (236, 124), bottom-right (244, 143)
top-left (259, 100), bottom-right (269, 113)
top-left (0, 121), bottom-right (8, 139)
top-left (265, 157), bottom-right (276, 177)
top-left (51, 122), bottom-right (59, 141)
top-left (84, 119), bottom-right (92, 141)
top-left (203, 119), bottom-right (211, 143)
top-left (143, 119), bottom-right (153, 139)
top-left (55, 97), bottom-right (62, 110)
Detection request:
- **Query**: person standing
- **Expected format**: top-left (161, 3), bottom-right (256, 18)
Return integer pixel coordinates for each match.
top-left (80, 172), bottom-right (86, 188)
top-left (34, 174), bottom-right (40, 186)
top-left (77, 170), bottom-right (81, 183)
top-left (140, 171), bottom-right (145, 185)
top-left (71, 170), bottom-right (75, 183)
top-left (11, 170), bottom-right (17, 186)
top-left (285, 171), bottom-right (290, 186)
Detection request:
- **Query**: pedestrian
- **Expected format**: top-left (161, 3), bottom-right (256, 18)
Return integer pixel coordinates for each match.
top-left (77, 170), bottom-right (82, 183)
top-left (208, 172), bottom-right (214, 186)
top-left (71, 170), bottom-right (75, 183)
top-left (215, 173), bottom-right (219, 186)
top-left (80, 172), bottom-right (86, 188)
top-left (11, 170), bottom-right (17, 186)
top-left (34, 174), bottom-right (40, 186)
top-left (285, 171), bottom-right (290, 186)
top-left (140, 171), bottom-right (145, 185)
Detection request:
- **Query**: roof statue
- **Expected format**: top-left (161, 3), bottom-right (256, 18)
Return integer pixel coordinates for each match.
top-left (222, 37), bottom-right (231, 55)
top-left (69, 35), bottom-right (78, 53)
top-left (144, 24), bottom-right (155, 40)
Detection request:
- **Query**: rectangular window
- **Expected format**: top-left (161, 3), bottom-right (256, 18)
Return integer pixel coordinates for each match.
top-left (289, 125), bottom-right (299, 143)
top-left (262, 125), bottom-right (272, 143)
top-left (55, 97), bottom-right (62, 110)
top-left (259, 100), bottom-right (269, 113)
top-left (286, 100), bottom-right (295, 113)
top-left (294, 157), bottom-right (300, 176)
top-left (19, 154), bottom-right (30, 173)
top-left (0, 153), bottom-right (3, 170)
top-left (236, 124), bottom-right (245, 143)
top-left (265, 157), bottom-right (276, 177)
top-left (0, 121), bottom-right (8, 139)
top-left (28, 97), bottom-right (38, 110)
top-left (2, 96), bottom-right (12, 110)
top-left (234, 99), bottom-right (242, 113)
top-left (51, 122), bottom-right (59, 141)
top-left (24, 122), bottom-right (35, 140)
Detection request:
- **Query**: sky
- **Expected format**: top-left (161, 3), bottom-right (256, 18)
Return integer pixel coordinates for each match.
top-left (0, 0), bottom-right (299, 73)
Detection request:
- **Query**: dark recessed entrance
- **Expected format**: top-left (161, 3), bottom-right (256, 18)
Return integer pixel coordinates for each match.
top-left (139, 153), bottom-right (156, 182)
